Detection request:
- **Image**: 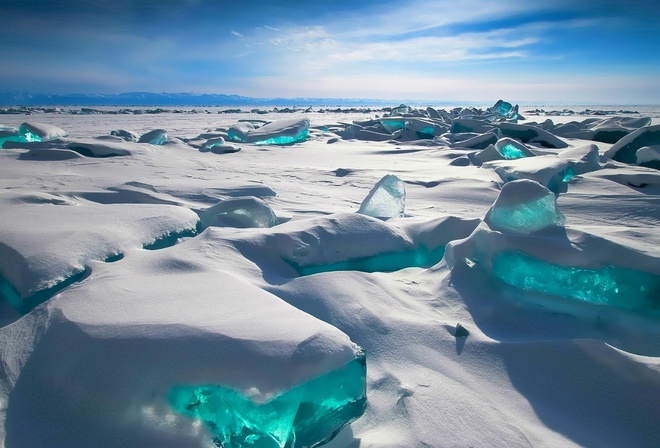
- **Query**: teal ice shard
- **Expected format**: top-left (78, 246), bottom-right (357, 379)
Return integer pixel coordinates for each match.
top-left (492, 251), bottom-right (660, 312)
top-left (484, 179), bottom-right (564, 234)
top-left (246, 118), bottom-right (310, 145)
top-left (138, 129), bottom-right (168, 145)
top-left (170, 352), bottom-right (367, 448)
top-left (495, 137), bottom-right (535, 160)
top-left (490, 100), bottom-right (519, 120)
top-left (1, 122), bottom-right (68, 146)
top-left (358, 174), bottom-right (405, 219)
top-left (200, 197), bottom-right (279, 229)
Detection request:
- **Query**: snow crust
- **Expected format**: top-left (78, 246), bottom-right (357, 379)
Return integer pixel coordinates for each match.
top-left (1, 103), bottom-right (659, 448)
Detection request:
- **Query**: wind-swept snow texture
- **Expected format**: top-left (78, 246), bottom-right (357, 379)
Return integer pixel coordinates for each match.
top-left (1, 102), bottom-right (659, 448)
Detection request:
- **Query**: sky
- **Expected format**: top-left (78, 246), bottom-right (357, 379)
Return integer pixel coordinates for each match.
top-left (1, 0), bottom-right (659, 104)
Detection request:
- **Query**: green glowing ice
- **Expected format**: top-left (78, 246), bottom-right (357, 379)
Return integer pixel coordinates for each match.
top-left (18, 124), bottom-right (43, 142)
top-left (492, 251), bottom-right (660, 312)
top-left (486, 192), bottom-right (564, 234)
top-left (253, 128), bottom-right (309, 146)
top-left (169, 352), bottom-right (366, 448)
top-left (380, 119), bottom-right (406, 134)
top-left (561, 166), bottom-right (575, 182)
top-left (293, 246), bottom-right (445, 276)
top-left (499, 143), bottom-right (526, 159)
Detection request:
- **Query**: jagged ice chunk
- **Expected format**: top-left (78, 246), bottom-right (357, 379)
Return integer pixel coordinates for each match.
top-left (358, 174), bottom-right (405, 219)
top-left (484, 179), bottom-right (564, 234)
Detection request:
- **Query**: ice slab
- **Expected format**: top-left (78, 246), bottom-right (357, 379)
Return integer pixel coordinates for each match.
top-left (358, 174), bottom-right (405, 219)
top-left (292, 245), bottom-right (445, 276)
top-left (0, 203), bottom-right (200, 315)
top-left (484, 155), bottom-right (573, 193)
top-left (199, 136), bottom-right (241, 154)
top-left (558, 144), bottom-right (601, 175)
top-left (19, 122), bottom-right (68, 141)
top-left (490, 100), bottom-right (519, 120)
top-left (247, 118), bottom-right (310, 145)
top-left (497, 122), bottom-right (568, 148)
top-left (484, 179), bottom-right (564, 234)
top-left (605, 124), bottom-right (660, 164)
top-left (200, 197), bottom-right (279, 229)
top-left (138, 129), bottom-right (168, 145)
top-left (495, 137), bottom-right (536, 159)
top-left (636, 145), bottom-right (660, 170)
top-left (493, 250), bottom-right (660, 313)
top-left (170, 352), bottom-right (366, 448)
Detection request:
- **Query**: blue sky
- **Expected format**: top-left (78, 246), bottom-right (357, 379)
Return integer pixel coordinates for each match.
top-left (1, 0), bottom-right (659, 103)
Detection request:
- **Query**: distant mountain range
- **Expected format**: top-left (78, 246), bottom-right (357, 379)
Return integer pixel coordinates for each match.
top-left (0, 92), bottom-right (448, 107)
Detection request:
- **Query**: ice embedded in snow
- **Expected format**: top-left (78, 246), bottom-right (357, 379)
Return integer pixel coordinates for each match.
top-left (227, 118), bottom-right (310, 145)
top-left (19, 122), bottom-right (68, 141)
top-left (497, 122), bottom-right (568, 148)
top-left (138, 129), bottom-right (168, 145)
top-left (357, 174), bottom-right (406, 219)
top-left (490, 99), bottom-right (519, 120)
top-left (492, 250), bottom-right (660, 313)
top-left (484, 179), bottom-right (565, 234)
top-left (110, 129), bottom-right (140, 142)
top-left (636, 145), bottom-right (660, 170)
top-left (199, 136), bottom-right (241, 154)
top-left (605, 124), bottom-right (660, 164)
top-left (170, 351), bottom-right (366, 448)
top-left (0, 122), bottom-right (68, 146)
top-left (484, 155), bottom-right (574, 193)
top-left (558, 144), bottom-right (601, 175)
top-left (495, 137), bottom-right (536, 159)
top-left (199, 197), bottom-right (279, 229)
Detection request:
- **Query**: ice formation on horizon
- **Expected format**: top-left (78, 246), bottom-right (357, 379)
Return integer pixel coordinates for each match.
top-left (484, 179), bottom-right (564, 234)
top-left (490, 100), bottom-right (519, 120)
top-left (358, 174), bottom-right (405, 219)
top-left (170, 352), bottom-right (366, 448)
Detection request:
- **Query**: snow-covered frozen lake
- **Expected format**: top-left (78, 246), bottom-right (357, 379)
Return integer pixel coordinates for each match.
top-left (1, 103), bottom-right (659, 447)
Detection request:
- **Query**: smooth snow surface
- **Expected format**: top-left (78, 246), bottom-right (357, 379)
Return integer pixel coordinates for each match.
top-left (1, 104), bottom-right (659, 448)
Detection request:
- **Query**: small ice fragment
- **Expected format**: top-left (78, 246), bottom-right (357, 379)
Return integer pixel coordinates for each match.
top-left (358, 174), bottom-right (406, 219)
top-left (484, 179), bottom-right (564, 234)
top-left (138, 129), bottom-right (168, 145)
top-left (455, 323), bottom-right (469, 337)
top-left (200, 197), bottom-right (279, 229)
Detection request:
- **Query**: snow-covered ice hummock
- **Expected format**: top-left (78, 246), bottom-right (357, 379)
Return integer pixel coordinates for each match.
top-left (227, 118), bottom-right (310, 145)
top-left (0, 122), bottom-right (68, 146)
top-left (0, 229), bottom-right (366, 447)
